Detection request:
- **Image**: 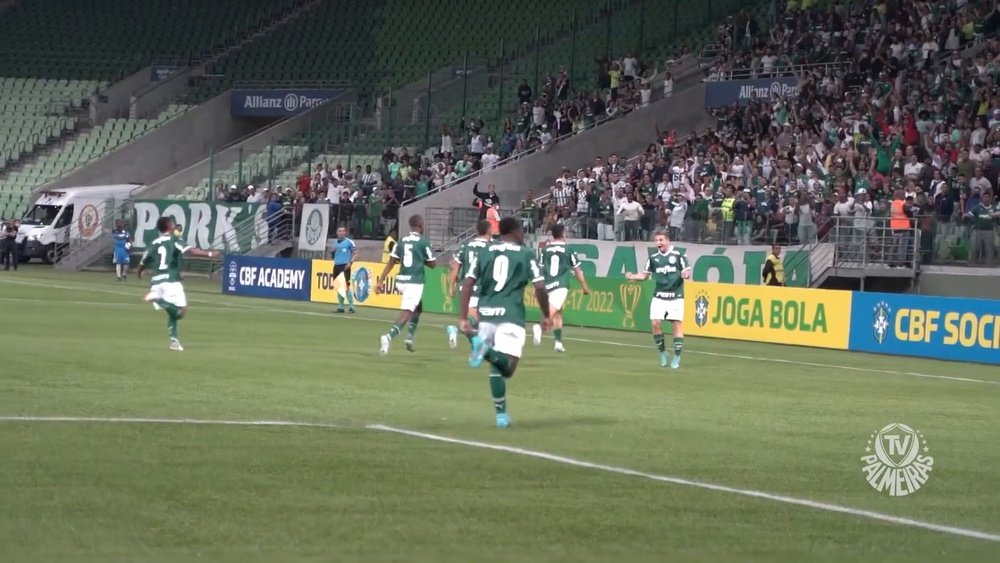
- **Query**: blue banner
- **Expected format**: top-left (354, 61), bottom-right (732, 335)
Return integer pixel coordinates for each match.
top-left (704, 76), bottom-right (799, 108)
top-left (849, 292), bottom-right (1000, 365)
top-left (230, 89), bottom-right (342, 117)
top-left (222, 255), bottom-right (312, 301)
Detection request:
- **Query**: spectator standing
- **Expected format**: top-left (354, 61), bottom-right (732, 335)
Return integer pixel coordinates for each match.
top-left (481, 147), bottom-right (500, 170)
top-left (440, 125), bottom-right (454, 157)
top-left (889, 190), bottom-right (916, 268)
top-left (246, 186), bottom-right (262, 204)
top-left (617, 193), bottom-right (643, 241)
top-left (327, 180), bottom-right (341, 232)
top-left (965, 190), bottom-right (1000, 266)
top-left (517, 81), bottom-right (533, 106)
top-left (473, 183), bottom-right (500, 218)
top-left (852, 190), bottom-right (874, 262)
top-left (797, 193), bottom-right (817, 244)
top-left (733, 190), bottom-right (754, 245)
top-left (667, 192), bottom-right (687, 241)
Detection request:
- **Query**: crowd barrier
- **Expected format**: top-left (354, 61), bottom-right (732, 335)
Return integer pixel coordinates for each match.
top-left (221, 255), bottom-right (1000, 365)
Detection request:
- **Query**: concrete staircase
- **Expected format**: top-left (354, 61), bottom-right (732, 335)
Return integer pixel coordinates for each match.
top-left (194, 0), bottom-right (324, 74)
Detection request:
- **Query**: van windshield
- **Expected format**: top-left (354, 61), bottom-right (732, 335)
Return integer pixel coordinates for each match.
top-left (21, 204), bottom-right (61, 226)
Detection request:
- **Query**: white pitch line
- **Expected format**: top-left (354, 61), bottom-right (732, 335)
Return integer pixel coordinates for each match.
top-left (0, 415), bottom-right (344, 430)
top-left (368, 424), bottom-right (1000, 544)
top-left (2, 276), bottom-right (998, 386)
top-left (3, 414), bottom-right (998, 543)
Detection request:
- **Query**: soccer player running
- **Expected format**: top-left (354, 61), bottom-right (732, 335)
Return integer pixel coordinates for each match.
top-left (532, 224), bottom-right (590, 352)
top-left (376, 214), bottom-right (436, 355)
top-left (137, 217), bottom-right (216, 351)
top-left (624, 228), bottom-right (690, 369)
top-left (460, 217), bottom-right (551, 428)
top-left (111, 220), bottom-right (131, 282)
top-left (332, 226), bottom-right (357, 314)
top-left (445, 220), bottom-right (492, 349)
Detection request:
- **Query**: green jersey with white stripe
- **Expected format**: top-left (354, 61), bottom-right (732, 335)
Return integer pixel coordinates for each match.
top-left (392, 232), bottom-right (435, 283)
top-left (644, 247), bottom-right (689, 299)
top-left (540, 241), bottom-right (580, 291)
top-left (140, 234), bottom-right (189, 285)
top-left (468, 241), bottom-right (543, 327)
top-left (454, 237), bottom-right (490, 279)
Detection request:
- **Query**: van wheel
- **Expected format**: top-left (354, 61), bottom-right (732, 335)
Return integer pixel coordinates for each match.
top-left (43, 244), bottom-right (60, 264)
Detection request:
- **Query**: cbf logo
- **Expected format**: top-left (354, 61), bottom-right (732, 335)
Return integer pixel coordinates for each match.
top-left (861, 423), bottom-right (933, 497)
top-left (872, 301), bottom-right (892, 344)
top-left (304, 208), bottom-right (323, 246)
top-left (694, 292), bottom-right (710, 327)
top-left (353, 267), bottom-right (371, 303)
top-left (226, 259), bottom-right (238, 292)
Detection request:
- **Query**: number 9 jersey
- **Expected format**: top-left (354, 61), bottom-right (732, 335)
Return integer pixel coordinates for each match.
top-left (467, 241), bottom-right (543, 328)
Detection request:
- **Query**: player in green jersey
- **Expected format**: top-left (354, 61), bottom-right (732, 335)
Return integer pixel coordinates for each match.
top-left (460, 217), bottom-right (551, 428)
top-left (625, 228), bottom-right (690, 369)
top-left (376, 214), bottom-right (437, 355)
top-left (136, 216), bottom-right (216, 351)
top-left (532, 224), bottom-right (590, 352)
top-left (445, 220), bottom-right (491, 349)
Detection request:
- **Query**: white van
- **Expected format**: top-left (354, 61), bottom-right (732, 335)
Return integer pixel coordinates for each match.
top-left (17, 184), bottom-right (144, 263)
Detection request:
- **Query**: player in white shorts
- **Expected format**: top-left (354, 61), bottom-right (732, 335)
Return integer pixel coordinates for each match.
top-left (532, 224), bottom-right (590, 352)
top-left (376, 215), bottom-right (436, 355)
top-left (625, 229), bottom-right (690, 369)
top-left (446, 220), bottom-right (491, 349)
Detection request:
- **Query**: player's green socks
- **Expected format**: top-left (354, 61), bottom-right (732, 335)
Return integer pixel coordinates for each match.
top-left (673, 337), bottom-right (684, 357)
top-left (489, 369), bottom-right (507, 413)
top-left (155, 299), bottom-right (179, 318)
top-left (465, 315), bottom-right (478, 343)
top-left (554, 328), bottom-right (563, 343)
top-left (653, 333), bottom-right (666, 352)
top-left (406, 314), bottom-right (420, 338)
top-left (167, 312), bottom-right (179, 340)
top-left (387, 323), bottom-right (403, 339)
top-left (484, 348), bottom-right (512, 377)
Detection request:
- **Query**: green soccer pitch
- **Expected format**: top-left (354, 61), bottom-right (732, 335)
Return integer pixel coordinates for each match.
top-left (1, 267), bottom-right (998, 563)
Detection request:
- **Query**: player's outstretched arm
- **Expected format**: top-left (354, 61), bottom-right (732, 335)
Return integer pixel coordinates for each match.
top-left (625, 271), bottom-right (650, 281)
top-left (533, 280), bottom-right (552, 332)
top-left (185, 248), bottom-right (217, 259)
top-left (458, 276), bottom-right (476, 334)
top-left (573, 266), bottom-right (591, 294)
top-left (375, 257), bottom-right (398, 294)
top-left (448, 259), bottom-right (461, 297)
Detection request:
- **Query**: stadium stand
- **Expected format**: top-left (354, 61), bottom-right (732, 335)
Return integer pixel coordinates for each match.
top-left (0, 105), bottom-right (190, 218)
top-left (510, 0), bottom-right (1000, 268)
top-left (0, 78), bottom-right (105, 170)
top-left (0, 0), bottom-right (302, 80)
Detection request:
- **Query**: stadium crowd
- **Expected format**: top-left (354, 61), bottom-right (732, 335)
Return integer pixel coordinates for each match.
top-left (512, 0), bottom-right (1000, 267)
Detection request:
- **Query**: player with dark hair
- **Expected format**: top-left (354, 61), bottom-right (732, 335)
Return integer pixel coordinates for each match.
top-left (377, 214), bottom-right (436, 355)
top-left (446, 219), bottom-right (492, 348)
top-left (460, 216), bottom-right (551, 428)
top-left (532, 223), bottom-right (590, 352)
top-left (625, 228), bottom-right (690, 368)
top-left (137, 216), bottom-right (216, 351)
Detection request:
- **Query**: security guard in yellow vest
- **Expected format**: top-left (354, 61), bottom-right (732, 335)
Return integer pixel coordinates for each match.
top-left (762, 244), bottom-right (784, 286)
top-left (382, 230), bottom-right (397, 263)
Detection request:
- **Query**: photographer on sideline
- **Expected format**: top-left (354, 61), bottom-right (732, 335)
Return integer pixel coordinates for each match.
top-left (1, 219), bottom-right (19, 271)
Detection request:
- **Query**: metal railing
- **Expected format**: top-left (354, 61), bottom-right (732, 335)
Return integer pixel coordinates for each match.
top-left (703, 60), bottom-right (851, 81)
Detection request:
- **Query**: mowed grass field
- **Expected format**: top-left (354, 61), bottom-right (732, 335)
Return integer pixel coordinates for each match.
top-left (0, 267), bottom-right (998, 563)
